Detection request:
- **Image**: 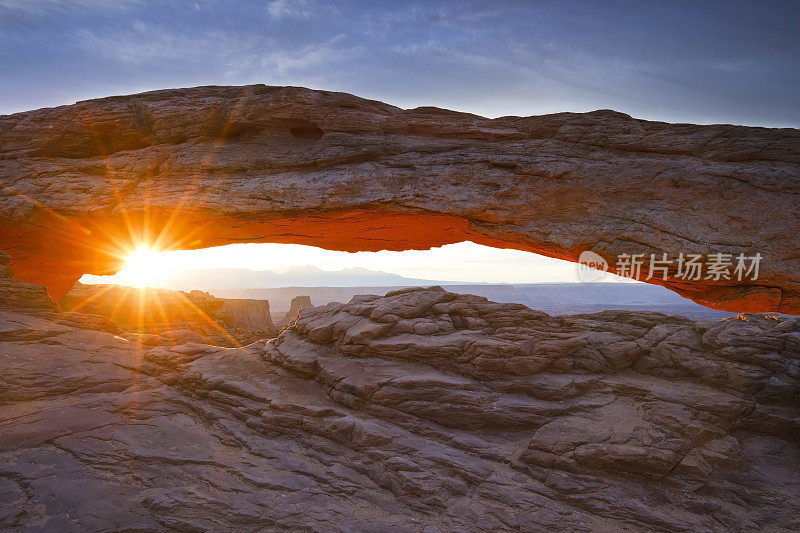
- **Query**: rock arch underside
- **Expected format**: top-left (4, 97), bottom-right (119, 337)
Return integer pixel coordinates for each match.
top-left (0, 85), bottom-right (798, 312)
top-left (2, 86), bottom-right (800, 532)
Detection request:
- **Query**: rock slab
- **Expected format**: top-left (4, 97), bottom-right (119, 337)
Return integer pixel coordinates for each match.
top-left (1, 286), bottom-right (798, 531)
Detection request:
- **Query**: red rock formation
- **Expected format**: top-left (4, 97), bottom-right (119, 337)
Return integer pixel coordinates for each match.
top-left (281, 295), bottom-right (313, 326)
top-left (0, 250), bottom-right (56, 311)
top-left (220, 298), bottom-right (273, 332)
top-left (0, 85), bottom-right (798, 312)
top-left (59, 282), bottom-right (275, 345)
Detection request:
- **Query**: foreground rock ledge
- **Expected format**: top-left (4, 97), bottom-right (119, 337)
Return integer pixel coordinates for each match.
top-left (1, 85), bottom-right (799, 312)
top-left (1, 286), bottom-right (798, 531)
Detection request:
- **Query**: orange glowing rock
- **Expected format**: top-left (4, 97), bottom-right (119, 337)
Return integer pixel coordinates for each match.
top-left (0, 85), bottom-right (798, 313)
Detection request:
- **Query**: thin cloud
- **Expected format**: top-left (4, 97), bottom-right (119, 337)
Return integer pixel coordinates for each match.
top-left (1, 0), bottom-right (798, 126)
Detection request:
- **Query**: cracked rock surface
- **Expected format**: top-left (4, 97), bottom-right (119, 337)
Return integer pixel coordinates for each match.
top-left (1, 286), bottom-right (799, 531)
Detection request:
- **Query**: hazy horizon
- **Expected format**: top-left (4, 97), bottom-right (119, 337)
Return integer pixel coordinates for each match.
top-left (79, 241), bottom-right (635, 289)
top-left (81, 263), bottom-right (637, 291)
top-left (73, 275), bottom-right (733, 321)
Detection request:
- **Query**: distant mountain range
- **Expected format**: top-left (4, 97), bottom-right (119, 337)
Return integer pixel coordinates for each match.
top-left (83, 266), bottom-right (742, 321)
top-left (156, 265), bottom-right (464, 290)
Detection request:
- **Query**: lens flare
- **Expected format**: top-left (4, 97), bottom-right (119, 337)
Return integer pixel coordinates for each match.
top-left (118, 246), bottom-right (168, 288)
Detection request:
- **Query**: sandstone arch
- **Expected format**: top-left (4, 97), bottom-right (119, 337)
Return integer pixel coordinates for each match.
top-left (0, 85), bottom-right (798, 313)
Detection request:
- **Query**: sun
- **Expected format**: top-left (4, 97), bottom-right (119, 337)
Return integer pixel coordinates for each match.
top-left (119, 247), bottom-right (168, 288)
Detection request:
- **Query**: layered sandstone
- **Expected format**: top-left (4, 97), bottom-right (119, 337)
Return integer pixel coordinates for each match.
top-left (0, 250), bottom-right (56, 311)
top-left (0, 85), bottom-right (798, 312)
top-left (1, 286), bottom-right (798, 531)
top-left (281, 294), bottom-right (313, 326)
top-left (59, 282), bottom-right (275, 345)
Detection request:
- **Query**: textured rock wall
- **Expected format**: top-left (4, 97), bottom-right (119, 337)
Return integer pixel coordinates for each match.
top-left (219, 298), bottom-right (273, 331)
top-left (0, 250), bottom-right (56, 311)
top-left (1, 286), bottom-right (798, 531)
top-left (0, 85), bottom-right (798, 312)
top-left (59, 282), bottom-right (274, 345)
top-left (281, 294), bottom-right (313, 326)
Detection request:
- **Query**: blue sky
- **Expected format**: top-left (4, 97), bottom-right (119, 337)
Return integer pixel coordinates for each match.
top-left (2, 0), bottom-right (799, 126)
